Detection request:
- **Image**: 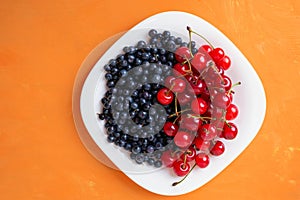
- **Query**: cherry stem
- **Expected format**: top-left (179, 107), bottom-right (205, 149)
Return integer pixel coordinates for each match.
top-left (175, 93), bottom-right (178, 115)
top-left (227, 81), bottom-right (241, 95)
top-left (185, 55), bottom-right (193, 72)
top-left (183, 153), bottom-right (187, 169)
top-left (173, 115), bottom-right (181, 124)
top-left (187, 29), bottom-right (194, 58)
top-left (187, 26), bottom-right (214, 49)
top-left (166, 84), bottom-right (175, 96)
top-left (172, 163), bottom-right (197, 186)
top-left (188, 114), bottom-right (216, 121)
top-left (176, 73), bottom-right (190, 78)
top-left (225, 120), bottom-right (232, 128)
top-left (210, 61), bottom-right (224, 82)
top-left (169, 109), bottom-right (191, 118)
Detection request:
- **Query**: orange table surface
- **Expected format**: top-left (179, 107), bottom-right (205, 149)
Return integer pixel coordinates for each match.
top-left (1, 0), bottom-right (299, 199)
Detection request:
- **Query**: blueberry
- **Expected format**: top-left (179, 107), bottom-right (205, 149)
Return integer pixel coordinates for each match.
top-left (163, 31), bottom-right (171, 38)
top-left (130, 102), bottom-right (138, 109)
top-left (150, 37), bottom-right (158, 45)
top-left (148, 29), bottom-right (157, 38)
top-left (98, 113), bottom-right (105, 120)
top-left (181, 42), bottom-right (188, 47)
top-left (147, 145), bottom-right (155, 153)
top-left (132, 145), bottom-right (141, 154)
top-left (137, 40), bottom-right (146, 48)
top-left (135, 154), bottom-right (145, 164)
top-left (143, 83), bottom-right (151, 91)
top-left (130, 152), bottom-right (136, 159)
top-left (104, 64), bottom-right (111, 72)
top-left (106, 81), bottom-right (115, 88)
top-left (124, 143), bottom-right (132, 151)
top-left (154, 160), bottom-right (162, 168)
top-left (175, 37), bottom-right (182, 45)
top-left (107, 134), bottom-right (115, 143)
top-left (147, 158), bottom-right (155, 165)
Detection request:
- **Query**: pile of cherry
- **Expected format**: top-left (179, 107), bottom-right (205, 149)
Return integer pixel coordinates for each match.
top-left (99, 27), bottom-right (241, 186)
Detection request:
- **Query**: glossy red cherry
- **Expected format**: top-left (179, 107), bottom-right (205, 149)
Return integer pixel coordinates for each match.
top-left (221, 75), bottom-right (232, 91)
top-left (180, 147), bottom-right (196, 162)
top-left (199, 124), bottom-right (218, 141)
top-left (188, 79), bottom-right (206, 95)
top-left (216, 64), bottom-right (225, 75)
top-left (175, 47), bottom-right (191, 63)
top-left (222, 122), bottom-right (238, 139)
top-left (225, 104), bottom-right (239, 120)
top-left (195, 153), bottom-right (210, 168)
top-left (165, 76), bottom-right (176, 88)
top-left (209, 47), bottom-right (225, 62)
top-left (193, 137), bottom-right (211, 151)
top-left (163, 122), bottom-right (178, 137)
top-left (161, 150), bottom-right (178, 167)
top-left (191, 52), bottom-right (207, 72)
top-left (174, 131), bottom-right (193, 149)
top-left (184, 74), bottom-right (195, 83)
top-left (217, 55), bottom-right (231, 70)
top-left (191, 97), bottom-right (208, 114)
top-left (212, 92), bottom-right (232, 108)
top-left (173, 160), bottom-right (190, 177)
top-left (177, 92), bottom-right (193, 105)
top-left (157, 88), bottom-right (174, 105)
top-left (173, 63), bottom-right (190, 76)
top-left (180, 114), bottom-right (201, 132)
top-left (172, 78), bottom-right (186, 93)
top-left (210, 141), bottom-right (225, 156)
top-left (199, 44), bottom-right (213, 53)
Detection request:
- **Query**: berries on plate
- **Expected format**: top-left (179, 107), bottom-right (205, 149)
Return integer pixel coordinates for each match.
top-left (98, 27), bottom-right (241, 186)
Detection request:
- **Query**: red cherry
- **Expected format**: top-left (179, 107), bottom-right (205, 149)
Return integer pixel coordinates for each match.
top-left (221, 75), bottom-right (232, 91)
top-left (177, 92), bottom-right (192, 105)
top-left (216, 64), bottom-right (225, 75)
top-left (212, 92), bottom-right (232, 108)
top-left (222, 122), bottom-right (238, 139)
top-left (199, 124), bottom-right (218, 141)
top-left (172, 78), bottom-right (186, 93)
top-left (184, 74), bottom-right (195, 83)
top-left (227, 91), bottom-right (233, 102)
top-left (165, 76), bottom-right (176, 88)
top-left (225, 104), bottom-right (239, 120)
top-left (191, 97), bottom-right (208, 114)
top-left (174, 131), bottom-right (193, 149)
top-left (180, 147), bottom-right (196, 162)
top-left (161, 150), bottom-right (178, 167)
top-left (204, 66), bottom-right (222, 82)
top-left (191, 52), bottom-right (207, 72)
top-left (217, 55), bottom-right (231, 70)
top-left (210, 141), bottom-right (225, 156)
top-left (173, 160), bottom-right (190, 177)
top-left (195, 153), bottom-right (210, 168)
top-left (199, 45), bottom-right (213, 53)
top-left (157, 88), bottom-right (174, 105)
top-left (173, 63), bottom-right (190, 76)
top-left (175, 47), bottom-right (191, 63)
top-left (163, 122), bottom-right (178, 137)
top-left (193, 137), bottom-right (211, 151)
top-left (209, 47), bottom-right (225, 62)
top-left (180, 114), bottom-right (201, 132)
top-left (188, 79), bottom-right (206, 95)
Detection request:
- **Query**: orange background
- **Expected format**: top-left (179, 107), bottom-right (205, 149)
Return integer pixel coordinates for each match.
top-left (1, 0), bottom-right (300, 199)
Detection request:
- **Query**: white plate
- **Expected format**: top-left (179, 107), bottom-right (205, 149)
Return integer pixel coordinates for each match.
top-left (80, 11), bottom-right (266, 196)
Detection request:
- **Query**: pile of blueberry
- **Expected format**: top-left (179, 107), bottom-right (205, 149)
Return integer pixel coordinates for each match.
top-left (99, 30), bottom-right (188, 167)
